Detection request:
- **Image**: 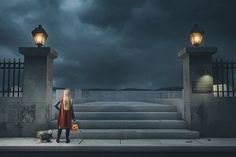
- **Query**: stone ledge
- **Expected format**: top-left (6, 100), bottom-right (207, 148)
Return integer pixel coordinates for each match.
top-left (0, 138), bottom-right (236, 153)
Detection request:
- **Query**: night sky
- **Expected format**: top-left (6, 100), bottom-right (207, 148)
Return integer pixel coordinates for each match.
top-left (0, 0), bottom-right (236, 89)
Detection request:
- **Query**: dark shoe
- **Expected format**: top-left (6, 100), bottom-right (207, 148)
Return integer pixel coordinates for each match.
top-left (65, 128), bottom-right (70, 143)
top-left (56, 128), bottom-right (62, 143)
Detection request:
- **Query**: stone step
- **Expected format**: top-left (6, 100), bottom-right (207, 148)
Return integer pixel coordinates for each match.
top-left (48, 129), bottom-right (199, 139)
top-left (71, 102), bottom-right (177, 112)
top-left (50, 120), bottom-right (187, 129)
top-left (72, 105), bottom-right (177, 112)
top-left (54, 112), bottom-right (181, 120)
top-left (74, 101), bottom-right (173, 105)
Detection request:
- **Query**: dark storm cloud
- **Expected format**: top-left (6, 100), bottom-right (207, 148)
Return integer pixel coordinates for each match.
top-left (0, 0), bottom-right (236, 89)
top-left (78, 0), bottom-right (146, 30)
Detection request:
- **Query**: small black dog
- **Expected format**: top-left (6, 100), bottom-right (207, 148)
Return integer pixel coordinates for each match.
top-left (39, 130), bottom-right (53, 142)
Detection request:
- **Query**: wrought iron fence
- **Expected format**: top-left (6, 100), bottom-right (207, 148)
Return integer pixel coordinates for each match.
top-left (0, 58), bottom-right (24, 97)
top-left (212, 58), bottom-right (236, 97)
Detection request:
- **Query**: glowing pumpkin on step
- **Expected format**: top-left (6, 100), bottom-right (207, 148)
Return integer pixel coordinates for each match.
top-left (71, 123), bottom-right (79, 133)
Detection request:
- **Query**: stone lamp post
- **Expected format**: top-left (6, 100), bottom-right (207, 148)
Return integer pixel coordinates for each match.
top-left (18, 25), bottom-right (58, 136)
top-left (179, 25), bottom-right (217, 132)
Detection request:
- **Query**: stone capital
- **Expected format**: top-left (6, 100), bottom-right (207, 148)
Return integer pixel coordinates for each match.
top-left (19, 47), bottom-right (58, 59)
top-left (178, 47), bottom-right (217, 59)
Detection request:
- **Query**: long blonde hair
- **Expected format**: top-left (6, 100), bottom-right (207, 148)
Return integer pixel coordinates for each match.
top-left (63, 88), bottom-right (72, 111)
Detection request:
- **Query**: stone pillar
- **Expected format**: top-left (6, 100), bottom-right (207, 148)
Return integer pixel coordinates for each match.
top-left (178, 47), bottom-right (217, 131)
top-left (19, 47), bottom-right (58, 136)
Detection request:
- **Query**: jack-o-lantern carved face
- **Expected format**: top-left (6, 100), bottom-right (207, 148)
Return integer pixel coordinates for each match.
top-left (71, 124), bottom-right (79, 132)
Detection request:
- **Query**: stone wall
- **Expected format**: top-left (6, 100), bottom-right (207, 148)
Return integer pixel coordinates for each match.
top-left (52, 89), bottom-right (183, 103)
top-left (0, 98), bottom-right (35, 137)
top-left (0, 98), bottom-right (22, 137)
top-left (190, 94), bottom-right (236, 137)
top-left (74, 90), bottom-right (183, 102)
top-left (0, 97), bottom-right (52, 137)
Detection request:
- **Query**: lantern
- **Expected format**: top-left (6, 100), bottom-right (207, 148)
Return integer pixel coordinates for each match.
top-left (71, 123), bottom-right (79, 133)
top-left (31, 25), bottom-right (48, 47)
top-left (189, 24), bottom-right (204, 47)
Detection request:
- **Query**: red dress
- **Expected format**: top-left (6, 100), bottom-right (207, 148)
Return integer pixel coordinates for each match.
top-left (57, 97), bottom-right (73, 128)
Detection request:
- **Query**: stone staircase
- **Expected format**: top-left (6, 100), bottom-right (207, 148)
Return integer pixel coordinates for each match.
top-left (50, 101), bottom-right (199, 139)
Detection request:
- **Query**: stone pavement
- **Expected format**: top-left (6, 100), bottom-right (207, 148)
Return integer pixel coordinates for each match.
top-left (0, 138), bottom-right (236, 152)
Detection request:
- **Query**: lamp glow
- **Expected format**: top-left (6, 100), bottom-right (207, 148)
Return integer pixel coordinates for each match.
top-left (189, 24), bottom-right (204, 47)
top-left (31, 25), bottom-right (48, 47)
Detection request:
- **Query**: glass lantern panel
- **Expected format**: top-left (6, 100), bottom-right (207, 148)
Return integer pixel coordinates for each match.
top-left (190, 32), bottom-right (202, 46)
top-left (34, 33), bottom-right (46, 45)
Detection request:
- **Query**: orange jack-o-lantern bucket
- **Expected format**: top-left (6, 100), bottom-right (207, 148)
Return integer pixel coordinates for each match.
top-left (71, 123), bottom-right (79, 133)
